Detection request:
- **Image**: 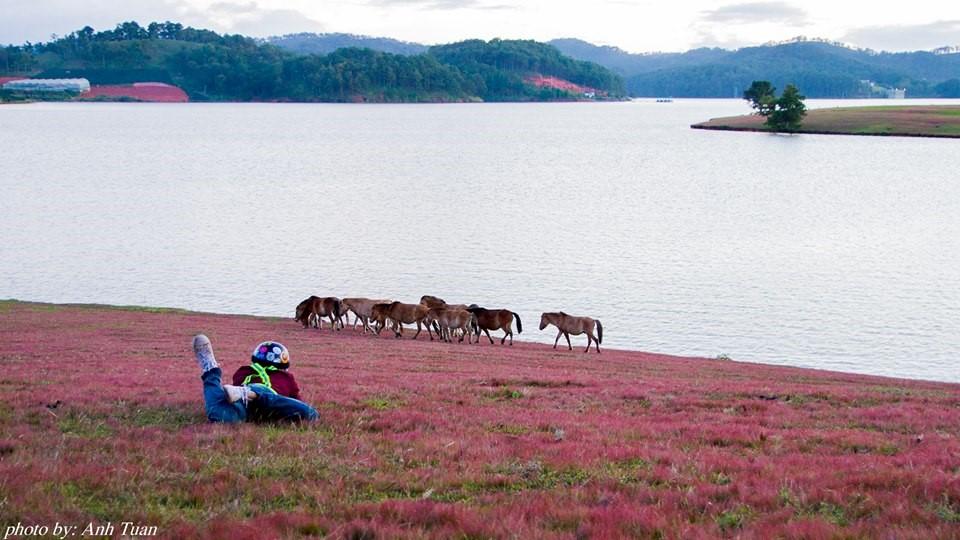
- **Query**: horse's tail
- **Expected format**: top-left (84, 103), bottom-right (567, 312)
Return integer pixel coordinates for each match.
top-left (333, 298), bottom-right (342, 320)
top-left (596, 319), bottom-right (603, 344)
top-left (512, 312), bottom-right (522, 333)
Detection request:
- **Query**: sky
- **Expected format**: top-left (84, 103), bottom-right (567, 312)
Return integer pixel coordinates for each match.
top-left (2, 0), bottom-right (959, 52)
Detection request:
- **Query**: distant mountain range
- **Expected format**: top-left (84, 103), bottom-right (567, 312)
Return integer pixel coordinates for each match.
top-left (548, 38), bottom-right (960, 98)
top-left (268, 33), bottom-right (960, 98)
top-left (4, 25), bottom-right (959, 101)
top-left (267, 33), bottom-right (428, 56)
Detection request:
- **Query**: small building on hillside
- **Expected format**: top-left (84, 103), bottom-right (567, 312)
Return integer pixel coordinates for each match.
top-left (1, 78), bottom-right (91, 94)
top-left (859, 79), bottom-right (907, 99)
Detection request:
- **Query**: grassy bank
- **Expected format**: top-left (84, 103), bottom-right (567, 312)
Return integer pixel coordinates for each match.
top-left (692, 105), bottom-right (960, 138)
top-left (1, 300), bottom-right (958, 538)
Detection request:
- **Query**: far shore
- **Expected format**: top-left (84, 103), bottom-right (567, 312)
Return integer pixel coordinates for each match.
top-left (692, 104), bottom-right (960, 139)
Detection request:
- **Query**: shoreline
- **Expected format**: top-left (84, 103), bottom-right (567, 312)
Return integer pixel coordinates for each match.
top-left (3, 298), bottom-right (953, 385)
top-left (691, 123), bottom-right (960, 139)
top-left (692, 104), bottom-right (960, 139)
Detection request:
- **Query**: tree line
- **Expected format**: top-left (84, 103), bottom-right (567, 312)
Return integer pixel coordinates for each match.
top-left (0, 22), bottom-right (625, 102)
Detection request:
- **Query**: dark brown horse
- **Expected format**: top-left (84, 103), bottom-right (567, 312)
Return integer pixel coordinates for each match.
top-left (539, 312), bottom-right (603, 353)
top-left (295, 296), bottom-right (342, 331)
top-left (467, 305), bottom-right (522, 345)
top-left (295, 296), bottom-right (319, 328)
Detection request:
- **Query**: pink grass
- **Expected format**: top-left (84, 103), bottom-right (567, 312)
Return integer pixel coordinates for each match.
top-left (0, 300), bottom-right (958, 538)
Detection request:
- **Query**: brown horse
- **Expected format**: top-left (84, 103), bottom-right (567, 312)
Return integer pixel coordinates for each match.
top-left (370, 303), bottom-right (392, 334)
top-left (378, 301), bottom-right (433, 340)
top-left (425, 307), bottom-right (477, 343)
top-left (539, 312), bottom-right (603, 353)
top-left (467, 305), bottom-right (522, 345)
top-left (342, 297), bottom-right (391, 334)
top-left (420, 295), bottom-right (447, 309)
top-left (295, 296), bottom-right (319, 328)
top-left (295, 296), bottom-right (342, 331)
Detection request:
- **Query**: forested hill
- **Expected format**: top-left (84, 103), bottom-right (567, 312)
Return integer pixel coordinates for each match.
top-left (549, 38), bottom-right (960, 98)
top-left (0, 22), bottom-right (625, 102)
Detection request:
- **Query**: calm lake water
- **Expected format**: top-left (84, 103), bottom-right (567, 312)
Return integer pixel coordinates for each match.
top-left (1, 99), bottom-right (958, 382)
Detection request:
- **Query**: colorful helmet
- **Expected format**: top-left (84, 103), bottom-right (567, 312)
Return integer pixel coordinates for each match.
top-left (251, 341), bottom-right (290, 369)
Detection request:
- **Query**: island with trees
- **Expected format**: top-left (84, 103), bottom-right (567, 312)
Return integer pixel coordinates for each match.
top-left (693, 80), bottom-right (960, 138)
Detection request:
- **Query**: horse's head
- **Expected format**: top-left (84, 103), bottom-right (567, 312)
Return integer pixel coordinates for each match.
top-left (539, 313), bottom-right (550, 331)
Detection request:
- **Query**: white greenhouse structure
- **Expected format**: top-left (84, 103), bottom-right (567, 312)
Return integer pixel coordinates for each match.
top-left (1, 78), bottom-right (91, 94)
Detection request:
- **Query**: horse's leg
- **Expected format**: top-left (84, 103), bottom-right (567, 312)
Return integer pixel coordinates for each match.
top-left (484, 329), bottom-right (494, 345)
top-left (585, 334), bottom-right (592, 353)
top-left (500, 328), bottom-right (507, 345)
top-left (413, 321), bottom-right (422, 340)
top-left (554, 329), bottom-right (562, 349)
top-left (565, 332), bottom-right (572, 351)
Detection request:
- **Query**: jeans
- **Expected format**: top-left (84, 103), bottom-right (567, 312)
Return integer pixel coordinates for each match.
top-left (201, 368), bottom-right (318, 424)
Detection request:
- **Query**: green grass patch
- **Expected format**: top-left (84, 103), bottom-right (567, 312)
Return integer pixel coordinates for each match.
top-left (489, 387), bottom-right (524, 400)
top-left (488, 423), bottom-right (530, 435)
top-left (58, 411), bottom-right (114, 438)
top-left (715, 505), bottom-right (752, 531)
top-left (362, 395), bottom-right (404, 410)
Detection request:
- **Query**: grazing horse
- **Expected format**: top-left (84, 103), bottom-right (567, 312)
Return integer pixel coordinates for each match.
top-left (342, 297), bottom-right (391, 334)
top-left (296, 296), bottom-right (342, 331)
top-left (467, 305), bottom-right (522, 345)
top-left (425, 308), bottom-right (477, 343)
top-left (379, 301), bottom-right (433, 340)
top-left (295, 296), bottom-right (320, 328)
top-left (539, 312), bottom-right (603, 353)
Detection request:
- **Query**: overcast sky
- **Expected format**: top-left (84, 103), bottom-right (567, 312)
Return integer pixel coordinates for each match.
top-left (3, 0), bottom-right (959, 52)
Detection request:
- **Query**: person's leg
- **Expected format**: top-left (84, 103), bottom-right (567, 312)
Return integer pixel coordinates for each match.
top-left (201, 368), bottom-right (247, 423)
top-left (246, 385), bottom-right (318, 423)
top-left (193, 334), bottom-right (246, 423)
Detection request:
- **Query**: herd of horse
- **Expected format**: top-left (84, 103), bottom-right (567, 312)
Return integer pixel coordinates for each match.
top-left (294, 295), bottom-right (604, 353)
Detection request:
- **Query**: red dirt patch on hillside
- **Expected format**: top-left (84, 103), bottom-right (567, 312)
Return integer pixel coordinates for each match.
top-left (1, 301), bottom-right (959, 538)
top-left (83, 82), bottom-right (188, 102)
top-left (525, 74), bottom-right (598, 95)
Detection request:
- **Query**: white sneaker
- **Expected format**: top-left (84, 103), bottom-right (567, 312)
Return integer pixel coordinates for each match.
top-left (192, 334), bottom-right (219, 373)
top-left (223, 385), bottom-right (249, 406)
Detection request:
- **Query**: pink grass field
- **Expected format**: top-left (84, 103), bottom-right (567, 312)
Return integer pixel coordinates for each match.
top-left (82, 83), bottom-right (189, 102)
top-left (1, 300), bottom-right (959, 539)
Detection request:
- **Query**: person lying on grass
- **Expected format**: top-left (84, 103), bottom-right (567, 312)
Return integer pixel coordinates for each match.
top-left (191, 334), bottom-right (318, 423)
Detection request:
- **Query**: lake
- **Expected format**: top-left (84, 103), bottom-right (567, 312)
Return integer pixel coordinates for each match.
top-left (1, 99), bottom-right (958, 382)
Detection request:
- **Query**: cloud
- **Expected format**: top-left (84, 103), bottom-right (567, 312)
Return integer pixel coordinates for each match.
top-left (365, 0), bottom-right (512, 10)
top-left (840, 20), bottom-right (960, 51)
top-left (0, 0), bottom-right (186, 44)
top-left (0, 0), bottom-right (323, 44)
top-left (700, 2), bottom-right (810, 26)
top-left (201, 2), bottom-right (325, 36)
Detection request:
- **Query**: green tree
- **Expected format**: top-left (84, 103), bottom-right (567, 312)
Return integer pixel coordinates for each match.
top-left (743, 80), bottom-right (776, 116)
top-left (767, 83), bottom-right (807, 131)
